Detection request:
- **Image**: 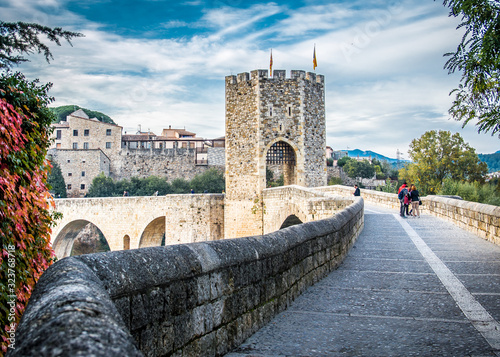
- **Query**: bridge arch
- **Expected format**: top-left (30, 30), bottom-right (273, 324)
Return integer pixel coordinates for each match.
top-left (52, 220), bottom-right (110, 258)
top-left (280, 214), bottom-right (303, 229)
top-left (139, 216), bottom-right (166, 248)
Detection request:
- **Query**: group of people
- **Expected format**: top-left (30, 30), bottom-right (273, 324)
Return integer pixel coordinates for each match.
top-left (398, 182), bottom-right (421, 218)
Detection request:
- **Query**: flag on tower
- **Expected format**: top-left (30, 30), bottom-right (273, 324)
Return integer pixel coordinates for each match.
top-left (270, 49), bottom-right (273, 76)
top-left (313, 45), bottom-right (317, 70)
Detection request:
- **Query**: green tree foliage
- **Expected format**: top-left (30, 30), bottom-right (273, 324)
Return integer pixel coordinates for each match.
top-left (327, 177), bottom-right (343, 185)
top-left (171, 178), bottom-right (191, 194)
top-left (50, 105), bottom-right (115, 124)
top-left (478, 152), bottom-right (500, 172)
top-left (47, 161), bottom-right (67, 198)
top-left (0, 72), bottom-right (59, 353)
top-left (87, 169), bottom-right (225, 197)
top-left (0, 21), bottom-right (82, 69)
top-left (442, 0), bottom-right (500, 136)
top-left (336, 156), bottom-right (351, 167)
top-left (439, 178), bottom-right (500, 206)
top-left (0, 21), bottom-right (81, 354)
top-left (376, 178), bottom-right (399, 193)
top-left (266, 167), bottom-right (284, 187)
top-left (344, 159), bottom-right (376, 179)
top-left (399, 130), bottom-right (488, 194)
top-left (190, 168), bottom-right (225, 193)
top-left (87, 173), bottom-right (116, 197)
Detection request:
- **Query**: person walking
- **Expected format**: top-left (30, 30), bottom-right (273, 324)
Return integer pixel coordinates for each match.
top-left (409, 184), bottom-right (420, 217)
top-left (398, 182), bottom-right (408, 217)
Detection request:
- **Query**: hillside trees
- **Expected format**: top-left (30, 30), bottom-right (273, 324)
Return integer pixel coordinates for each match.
top-left (0, 21), bottom-right (82, 354)
top-left (87, 168), bottom-right (225, 197)
top-left (50, 105), bottom-right (115, 124)
top-left (399, 130), bottom-right (488, 194)
top-left (478, 152), bottom-right (500, 172)
top-left (441, 0), bottom-right (500, 136)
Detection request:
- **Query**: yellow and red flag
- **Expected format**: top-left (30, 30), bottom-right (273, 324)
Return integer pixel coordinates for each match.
top-left (270, 49), bottom-right (273, 76)
top-left (313, 45), bottom-right (317, 70)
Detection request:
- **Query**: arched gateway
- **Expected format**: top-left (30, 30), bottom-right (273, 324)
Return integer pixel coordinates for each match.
top-left (224, 69), bottom-right (327, 239)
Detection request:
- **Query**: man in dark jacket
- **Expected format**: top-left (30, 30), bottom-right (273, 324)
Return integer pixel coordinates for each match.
top-left (398, 182), bottom-right (408, 217)
top-left (353, 184), bottom-right (360, 196)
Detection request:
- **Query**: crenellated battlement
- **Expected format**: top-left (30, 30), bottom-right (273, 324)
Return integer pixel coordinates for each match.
top-left (225, 69), bottom-right (327, 238)
top-left (225, 69), bottom-right (324, 85)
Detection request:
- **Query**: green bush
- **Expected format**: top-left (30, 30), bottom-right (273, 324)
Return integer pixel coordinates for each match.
top-left (438, 179), bottom-right (499, 206)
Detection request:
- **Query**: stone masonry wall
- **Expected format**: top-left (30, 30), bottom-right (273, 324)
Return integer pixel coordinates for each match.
top-left (11, 199), bottom-right (364, 357)
top-left (262, 185), bottom-right (356, 233)
top-left (224, 69), bottom-right (326, 239)
top-left (51, 194), bottom-right (225, 258)
top-left (48, 148), bottom-right (110, 197)
top-left (110, 148), bottom-right (210, 181)
top-left (424, 196), bottom-right (500, 245)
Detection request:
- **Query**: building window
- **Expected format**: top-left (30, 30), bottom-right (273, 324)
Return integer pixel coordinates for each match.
top-left (72, 143), bottom-right (78, 149)
top-left (83, 142), bottom-right (89, 149)
top-left (81, 171), bottom-right (85, 177)
top-left (56, 143), bottom-right (61, 148)
top-left (106, 142), bottom-right (111, 149)
top-left (67, 184), bottom-right (72, 190)
top-left (56, 130), bottom-right (61, 139)
top-left (68, 173), bottom-right (72, 177)
top-left (106, 129), bottom-right (112, 136)
top-left (67, 159), bottom-right (71, 163)
top-left (73, 130), bottom-right (78, 136)
top-left (80, 184), bottom-right (85, 190)
top-left (84, 129), bottom-right (89, 136)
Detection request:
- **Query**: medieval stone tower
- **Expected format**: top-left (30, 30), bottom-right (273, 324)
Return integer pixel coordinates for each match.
top-left (224, 69), bottom-right (327, 239)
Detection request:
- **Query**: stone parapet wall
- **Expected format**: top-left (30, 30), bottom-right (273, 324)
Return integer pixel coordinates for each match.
top-left (263, 185), bottom-right (355, 233)
top-left (424, 196), bottom-right (499, 245)
top-left (11, 199), bottom-right (364, 357)
top-left (317, 185), bottom-right (401, 210)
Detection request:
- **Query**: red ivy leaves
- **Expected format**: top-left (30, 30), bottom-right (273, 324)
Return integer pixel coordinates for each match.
top-left (1, 78), bottom-right (56, 355)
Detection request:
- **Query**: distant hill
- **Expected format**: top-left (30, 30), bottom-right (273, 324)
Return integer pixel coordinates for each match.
top-left (341, 149), bottom-right (408, 164)
top-left (50, 105), bottom-right (115, 125)
top-left (478, 153), bottom-right (500, 173)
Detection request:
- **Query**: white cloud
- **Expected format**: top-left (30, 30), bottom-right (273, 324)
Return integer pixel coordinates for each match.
top-left (3, 0), bottom-right (498, 158)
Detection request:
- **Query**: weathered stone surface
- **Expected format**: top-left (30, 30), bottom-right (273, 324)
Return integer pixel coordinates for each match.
top-left (225, 69), bottom-right (327, 239)
top-left (8, 258), bottom-right (141, 357)
top-left (12, 198), bottom-right (363, 356)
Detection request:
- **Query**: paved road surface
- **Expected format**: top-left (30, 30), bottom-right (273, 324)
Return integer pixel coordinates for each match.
top-left (226, 204), bottom-right (500, 356)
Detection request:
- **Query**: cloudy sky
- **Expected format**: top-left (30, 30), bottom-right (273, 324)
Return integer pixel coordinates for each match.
top-left (1, 0), bottom-right (498, 157)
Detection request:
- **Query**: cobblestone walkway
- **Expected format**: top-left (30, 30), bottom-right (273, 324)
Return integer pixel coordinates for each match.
top-left (226, 204), bottom-right (500, 356)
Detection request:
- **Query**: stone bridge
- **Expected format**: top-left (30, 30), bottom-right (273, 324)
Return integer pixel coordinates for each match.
top-left (50, 186), bottom-right (354, 259)
top-left (50, 194), bottom-right (225, 258)
top-left (10, 187), bottom-right (500, 356)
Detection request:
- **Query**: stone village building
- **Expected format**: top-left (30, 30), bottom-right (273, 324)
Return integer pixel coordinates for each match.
top-left (48, 109), bottom-right (225, 197)
top-left (48, 69), bottom-right (332, 202)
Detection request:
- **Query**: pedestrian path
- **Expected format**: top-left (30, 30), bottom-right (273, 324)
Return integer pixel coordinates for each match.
top-left (227, 204), bottom-right (500, 356)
